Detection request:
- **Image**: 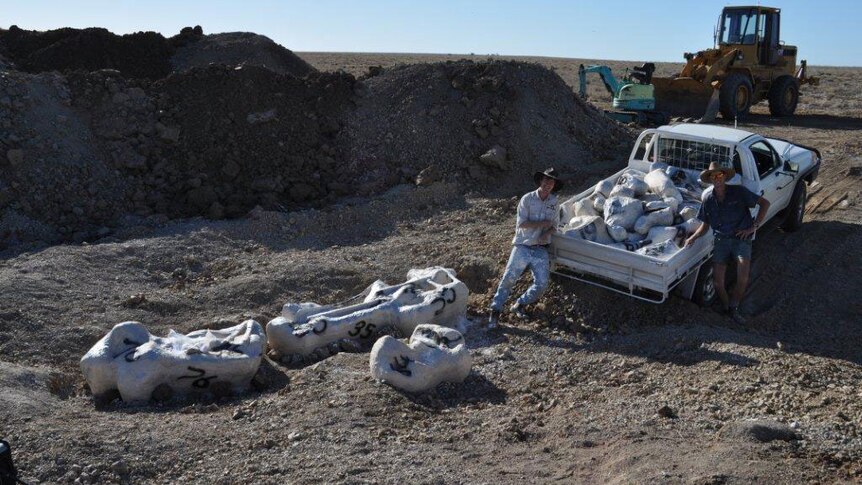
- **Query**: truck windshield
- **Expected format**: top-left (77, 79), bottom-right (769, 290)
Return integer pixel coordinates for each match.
top-left (656, 138), bottom-right (733, 172)
top-left (719, 8), bottom-right (758, 45)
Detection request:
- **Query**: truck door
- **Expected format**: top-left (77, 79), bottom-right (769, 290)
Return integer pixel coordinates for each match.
top-left (744, 139), bottom-right (791, 221)
top-left (761, 10), bottom-right (781, 65)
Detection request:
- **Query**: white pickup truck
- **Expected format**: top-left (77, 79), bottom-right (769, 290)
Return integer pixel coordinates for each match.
top-left (550, 123), bottom-right (821, 304)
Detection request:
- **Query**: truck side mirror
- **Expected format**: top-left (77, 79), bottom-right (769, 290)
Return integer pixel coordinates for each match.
top-left (784, 161), bottom-right (799, 173)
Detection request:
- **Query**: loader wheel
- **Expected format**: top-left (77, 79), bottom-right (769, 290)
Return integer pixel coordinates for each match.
top-left (768, 76), bottom-right (799, 116)
top-left (781, 181), bottom-right (806, 232)
top-left (719, 73), bottom-right (753, 120)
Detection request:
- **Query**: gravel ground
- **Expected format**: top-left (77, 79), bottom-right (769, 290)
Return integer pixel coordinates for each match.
top-left (1, 47), bottom-right (861, 484)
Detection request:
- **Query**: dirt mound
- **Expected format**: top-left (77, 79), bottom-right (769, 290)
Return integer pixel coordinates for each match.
top-left (170, 31), bottom-right (316, 76)
top-left (0, 70), bottom-right (134, 245)
top-left (0, 26), bottom-right (316, 81)
top-left (0, 26), bottom-right (173, 79)
top-left (343, 60), bottom-right (631, 195)
top-left (0, 65), bottom-right (356, 246)
top-left (152, 64), bottom-right (355, 216)
top-left (1, 53), bottom-right (632, 249)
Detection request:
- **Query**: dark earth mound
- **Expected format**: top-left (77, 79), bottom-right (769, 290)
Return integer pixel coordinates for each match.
top-left (0, 26), bottom-right (174, 79)
top-left (170, 31), bottom-right (316, 76)
top-left (0, 25), bottom-right (315, 80)
top-left (0, 26), bottom-right (633, 251)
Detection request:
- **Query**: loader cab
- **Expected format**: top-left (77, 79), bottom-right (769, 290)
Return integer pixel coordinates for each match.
top-left (717, 6), bottom-right (782, 66)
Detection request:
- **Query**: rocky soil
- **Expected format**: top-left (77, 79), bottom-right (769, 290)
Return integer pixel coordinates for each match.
top-left (0, 26), bottom-right (630, 250)
top-left (1, 31), bottom-right (861, 485)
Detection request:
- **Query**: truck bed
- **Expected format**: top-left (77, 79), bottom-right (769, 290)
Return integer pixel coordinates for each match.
top-left (550, 168), bottom-right (714, 303)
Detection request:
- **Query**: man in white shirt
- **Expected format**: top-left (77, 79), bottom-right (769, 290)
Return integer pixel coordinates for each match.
top-left (488, 168), bottom-right (562, 329)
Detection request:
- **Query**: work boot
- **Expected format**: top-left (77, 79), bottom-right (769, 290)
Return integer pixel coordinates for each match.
top-left (510, 303), bottom-right (529, 320)
top-left (487, 310), bottom-right (501, 329)
top-left (728, 307), bottom-right (746, 324)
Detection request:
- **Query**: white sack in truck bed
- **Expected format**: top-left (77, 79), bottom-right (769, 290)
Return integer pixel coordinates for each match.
top-left (560, 166), bottom-right (705, 260)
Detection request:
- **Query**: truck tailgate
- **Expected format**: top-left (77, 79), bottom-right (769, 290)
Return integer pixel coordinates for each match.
top-left (550, 229), bottom-right (713, 302)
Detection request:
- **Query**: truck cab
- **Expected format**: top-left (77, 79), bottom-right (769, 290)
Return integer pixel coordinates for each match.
top-left (631, 123), bottom-right (819, 225)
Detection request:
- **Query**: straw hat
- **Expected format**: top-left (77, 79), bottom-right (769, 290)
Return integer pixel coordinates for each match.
top-left (699, 162), bottom-right (736, 184)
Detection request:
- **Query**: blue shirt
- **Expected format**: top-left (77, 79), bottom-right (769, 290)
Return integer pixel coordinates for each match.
top-left (513, 189), bottom-right (559, 246)
top-left (698, 185), bottom-right (760, 238)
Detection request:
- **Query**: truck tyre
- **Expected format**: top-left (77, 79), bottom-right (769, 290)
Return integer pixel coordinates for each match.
top-left (719, 73), bottom-right (753, 120)
top-left (781, 181), bottom-right (807, 232)
top-left (692, 263), bottom-right (716, 307)
top-left (768, 76), bottom-right (799, 116)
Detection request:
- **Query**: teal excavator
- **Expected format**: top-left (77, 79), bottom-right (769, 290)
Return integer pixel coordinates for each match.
top-left (578, 63), bottom-right (669, 126)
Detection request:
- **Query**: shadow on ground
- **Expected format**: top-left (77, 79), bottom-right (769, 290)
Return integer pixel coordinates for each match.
top-left (529, 219), bottom-right (862, 366)
top-left (739, 113), bottom-right (862, 131)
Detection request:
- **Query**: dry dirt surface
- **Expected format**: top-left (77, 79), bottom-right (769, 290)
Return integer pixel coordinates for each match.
top-left (0, 35), bottom-right (861, 484)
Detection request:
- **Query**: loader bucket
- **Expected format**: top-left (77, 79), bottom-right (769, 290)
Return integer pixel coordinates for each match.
top-left (652, 77), bottom-right (720, 122)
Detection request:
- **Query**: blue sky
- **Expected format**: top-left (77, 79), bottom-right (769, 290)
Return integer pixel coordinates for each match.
top-left (1, 0), bottom-right (857, 66)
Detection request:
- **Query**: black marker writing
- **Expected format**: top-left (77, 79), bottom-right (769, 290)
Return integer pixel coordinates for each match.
top-left (178, 366), bottom-right (217, 389)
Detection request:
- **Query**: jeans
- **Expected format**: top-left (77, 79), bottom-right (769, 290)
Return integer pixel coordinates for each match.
top-left (491, 244), bottom-right (550, 311)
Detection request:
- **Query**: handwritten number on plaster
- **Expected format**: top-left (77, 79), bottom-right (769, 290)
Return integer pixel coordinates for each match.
top-left (312, 319), bottom-right (328, 335)
top-left (178, 366), bottom-right (218, 389)
top-left (349, 321), bottom-right (377, 339)
top-left (419, 328), bottom-right (462, 348)
top-left (390, 355), bottom-right (412, 377)
top-left (294, 319), bottom-right (328, 338)
top-left (431, 287), bottom-right (457, 316)
top-left (113, 338), bottom-right (143, 363)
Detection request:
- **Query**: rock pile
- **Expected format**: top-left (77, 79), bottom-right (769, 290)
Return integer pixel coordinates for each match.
top-left (0, 26), bottom-right (634, 249)
top-left (342, 60), bottom-right (630, 195)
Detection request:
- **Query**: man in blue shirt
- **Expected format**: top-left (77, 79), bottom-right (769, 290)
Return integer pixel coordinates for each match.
top-left (684, 162), bottom-right (770, 323)
top-left (488, 168), bottom-right (562, 329)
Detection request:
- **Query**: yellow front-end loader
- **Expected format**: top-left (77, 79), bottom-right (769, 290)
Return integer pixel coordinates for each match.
top-left (653, 6), bottom-right (818, 122)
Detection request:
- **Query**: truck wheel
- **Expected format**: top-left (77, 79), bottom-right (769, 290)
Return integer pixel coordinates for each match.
top-left (768, 76), bottom-right (799, 117)
top-left (692, 263), bottom-right (716, 307)
top-left (719, 73), bottom-right (753, 120)
top-left (781, 181), bottom-right (807, 232)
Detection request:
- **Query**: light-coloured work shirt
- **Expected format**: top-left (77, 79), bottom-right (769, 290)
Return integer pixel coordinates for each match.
top-left (512, 189), bottom-right (559, 246)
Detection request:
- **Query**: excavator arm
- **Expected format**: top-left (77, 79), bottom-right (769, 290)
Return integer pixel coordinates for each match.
top-left (578, 64), bottom-right (622, 98)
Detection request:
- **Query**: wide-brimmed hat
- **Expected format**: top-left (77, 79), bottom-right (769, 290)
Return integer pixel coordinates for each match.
top-left (699, 162), bottom-right (736, 184)
top-left (533, 167), bottom-right (564, 192)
